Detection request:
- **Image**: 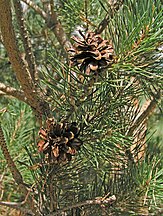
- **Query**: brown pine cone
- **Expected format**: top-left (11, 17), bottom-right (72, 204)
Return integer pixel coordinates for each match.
top-left (37, 118), bottom-right (82, 164)
top-left (69, 31), bottom-right (115, 75)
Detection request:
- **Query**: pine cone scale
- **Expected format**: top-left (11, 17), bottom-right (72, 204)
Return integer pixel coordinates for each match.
top-left (37, 118), bottom-right (82, 164)
top-left (70, 31), bottom-right (115, 74)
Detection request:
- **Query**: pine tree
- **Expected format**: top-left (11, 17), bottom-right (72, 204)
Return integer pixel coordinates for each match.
top-left (0, 0), bottom-right (162, 215)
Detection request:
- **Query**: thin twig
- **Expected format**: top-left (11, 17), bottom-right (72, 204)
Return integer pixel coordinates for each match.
top-left (85, 0), bottom-right (88, 31)
top-left (95, 0), bottom-right (124, 34)
top-left (0, 82), bottom-right (27, 102)
top-left (42, 0), bottom-right (51, 13)
top-left (22, 0), bottom-right (72, 52)
top-left (0, 166), bottom-right (6, 200)
top-left (21, 0), bottom-right (47, 19)
top-left (0, 91), bottom-right (7, 96)
top-left (48, 195), bottom-right (116, 216)
top-left (46, 7), bottom-right (72, 52)
top-left (0, 201), bottom-right (34, 215)
top-left (149, 208), bottom-right (163, 216)
top-left (13, 0), bottom-right (38, 82)
top-left (0, 124), bottom-right (36, 214)
top-left (50, 0), bottom-right (55, 16)
top-left (0, 125), bottom-right (26, 186)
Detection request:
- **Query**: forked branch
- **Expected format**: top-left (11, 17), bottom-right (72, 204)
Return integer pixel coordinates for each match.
top-left (0, 0), bottom-right (51, 118)
top-left (22, 0), bottom-right (72, 52)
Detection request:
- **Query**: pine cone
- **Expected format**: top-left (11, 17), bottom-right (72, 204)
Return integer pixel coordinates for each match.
top-left (37, 118), bottom-right (82, 164)
top-left (70, 31), bottom-right (115, 75)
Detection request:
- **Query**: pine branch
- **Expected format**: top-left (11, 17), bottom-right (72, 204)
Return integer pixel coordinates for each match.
top-left (0, 201), bottom-right (34, 215)
top-left (0, 0), bottom-right (36, 103)
top-left (0, 0), bottom-right (51, 118)
top-left (21, 0), bottom-right (47, 19)
top-left (22, 0), bottom-right (72, 52)
top-left (50, 0), bottom-right (55, 14)
top-left (127, 92), bottom-right (161, 136)
top-left (0, 82), bottom-right (27, 102)
top-left (96, 0), bottom-right (124, 34)
top-left (0, 124), bottom-right (24, 186)
top-left (150, 208), bottom-right (163, 216)
top-left (0, 91), bottom-right (5, 96)
top-left (13, 0), bottom-right (38, 82)
top-left (41, 0), bottom-right (51, 12)
top-left (48, 195), bottom-right (116, 216)
top-left (49, 8), bottom-right (72, 51)
top-left (0, 124), bottom-right (36, 214)
top-left (124, 91), bottom-right (161, 162)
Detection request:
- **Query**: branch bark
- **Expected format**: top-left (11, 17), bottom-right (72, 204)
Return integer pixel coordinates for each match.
top-left (0, 82), bottom-right (27, 102)
top-left (13, 0), bottom-right (38, 82)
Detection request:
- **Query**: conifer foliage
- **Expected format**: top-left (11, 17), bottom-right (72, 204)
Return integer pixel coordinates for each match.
top-left (0, 0), bottom-right (162, 215)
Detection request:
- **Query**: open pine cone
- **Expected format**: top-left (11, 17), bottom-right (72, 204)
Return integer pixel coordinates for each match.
top-left (69, 31), bottom-right (115, 75)
top-left (37, 118), bottom-right (82, 164)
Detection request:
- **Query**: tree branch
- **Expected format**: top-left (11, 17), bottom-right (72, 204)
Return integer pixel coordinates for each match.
top-left (0, 201), bottom-right (34, 215)
top-left (22, 0), bottom-right (72, 52)
top-left (21, 0), bottom-right (47, 19)
top-left (0, 0), bottom-right (50, 118)
top-left (48, 195), bottom-right (116, 216)
top-left (13, 0), bottom-right (38, 82)
top-left (0, 82), bottom-right (27, 102)
top-left (127, 92), bottom-right (161, 136)
top-left (95, 0), bottom-right (124, 34)
top-left (0, 124), bottom-right (36, 214)
top-left (50, 0), bottom-right (55, 15)
top-left (0, 91), bottom-right (5, 96)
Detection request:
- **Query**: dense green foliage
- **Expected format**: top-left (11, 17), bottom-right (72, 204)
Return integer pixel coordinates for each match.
top-left (0, 0), bottom-right (162, 215)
